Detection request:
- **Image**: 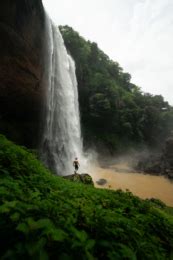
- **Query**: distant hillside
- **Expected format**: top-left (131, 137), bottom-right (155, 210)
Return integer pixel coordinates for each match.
top-left (60, 25), bottom-right (173, 153)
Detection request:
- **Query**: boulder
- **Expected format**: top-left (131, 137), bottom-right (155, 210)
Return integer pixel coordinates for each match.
top-left (64, 173), bottom-right (94, 186)
top-left (96, 178), bottom-right (107, 185)
top-left (162, 135), bottom-right (173, 178)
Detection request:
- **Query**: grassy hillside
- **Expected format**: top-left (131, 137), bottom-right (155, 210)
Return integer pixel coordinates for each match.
top-left (0, 135), bottom-right (173, 259)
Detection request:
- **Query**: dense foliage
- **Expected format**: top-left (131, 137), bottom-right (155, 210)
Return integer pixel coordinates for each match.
top-left (0, 135), bottom-right (173, 259)
top-left (60, 26), bottom-right (173, 152)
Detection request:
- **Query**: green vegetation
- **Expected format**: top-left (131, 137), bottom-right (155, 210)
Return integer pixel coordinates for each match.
top-left (0, 134), bottom-right (173, 259)
top-left (60, 26), bottom-right (173, 152)
top-left (64, 173), bottom-right (94, 186)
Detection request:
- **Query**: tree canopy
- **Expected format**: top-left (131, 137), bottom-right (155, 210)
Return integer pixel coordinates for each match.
top-left (60, 25), bottom-right (173, 153)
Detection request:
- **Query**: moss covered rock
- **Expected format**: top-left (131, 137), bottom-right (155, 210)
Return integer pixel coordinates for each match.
top-left (64, 173), bottom-right (94, 186)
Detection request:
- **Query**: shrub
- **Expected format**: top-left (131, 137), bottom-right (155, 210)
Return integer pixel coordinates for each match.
top-left (0, 135), bottom-right (173, 259)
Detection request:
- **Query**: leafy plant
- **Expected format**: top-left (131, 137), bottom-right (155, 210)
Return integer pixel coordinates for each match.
top-left (0, 135), bottom-right (173, 259)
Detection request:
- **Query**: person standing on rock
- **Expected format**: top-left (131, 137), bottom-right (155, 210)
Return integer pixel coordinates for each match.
top-left (73, 157), bottom-right (80, 174)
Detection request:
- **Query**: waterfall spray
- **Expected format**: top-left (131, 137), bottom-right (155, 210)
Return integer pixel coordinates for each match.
top-left (41, 16), bottom-right (86, 175)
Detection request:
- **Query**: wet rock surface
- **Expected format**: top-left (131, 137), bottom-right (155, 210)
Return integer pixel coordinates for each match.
top-left (162, 136), bottom-right (173, 179)
top-left (96, 178), bottom-right (107, 185)
top-left (0, 0), bottom-right (45, 148)
top-left (137, 135), bottom-right (173, 179)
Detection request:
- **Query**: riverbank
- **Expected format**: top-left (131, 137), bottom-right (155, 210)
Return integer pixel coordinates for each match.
top-left (90, 162), bottom-right (173, 207)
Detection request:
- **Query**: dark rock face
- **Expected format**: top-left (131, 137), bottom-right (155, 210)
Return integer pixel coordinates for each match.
top-left (162, 136), bottom-right (173, 178)
top-left (64, 173), bottom-right (94, 186)
top-left (137, 155), bottom-right (162, 175)
top-left (137, 135), bottom-right (173, 179)
top-left (0, 0), bottom-right (46, 148)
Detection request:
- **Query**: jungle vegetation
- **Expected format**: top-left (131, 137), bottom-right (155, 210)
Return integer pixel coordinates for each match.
top-left (0, 135), bottom-right (173, 259)
top-left (60, 25), bottom-right (173, 153)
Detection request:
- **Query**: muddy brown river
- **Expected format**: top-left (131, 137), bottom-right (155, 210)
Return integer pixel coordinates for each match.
top-left (89, 163), bottom-right (173, 207)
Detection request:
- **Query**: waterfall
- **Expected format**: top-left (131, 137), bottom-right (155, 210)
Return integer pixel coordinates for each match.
top-left (41, 16), bottom-right (85, 175)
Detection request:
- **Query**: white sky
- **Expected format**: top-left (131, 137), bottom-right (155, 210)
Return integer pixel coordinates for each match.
top-left (43, 0), bottom-right (173, 105)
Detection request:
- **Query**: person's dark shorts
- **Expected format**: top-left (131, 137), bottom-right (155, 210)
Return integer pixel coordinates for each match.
top-left (75, 165), bottom-right (79, 171)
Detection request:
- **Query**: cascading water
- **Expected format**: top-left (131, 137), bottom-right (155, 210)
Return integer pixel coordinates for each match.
top-left (41, 16), bottom-right (85, 175)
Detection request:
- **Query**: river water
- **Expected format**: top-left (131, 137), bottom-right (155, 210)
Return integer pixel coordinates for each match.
top-left (90, 163), bottom-right (173, 207)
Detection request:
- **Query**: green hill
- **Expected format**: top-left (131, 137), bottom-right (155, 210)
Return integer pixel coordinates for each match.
top-left (60, 25), bottom-right (173, 153)
top-left (0, 135), bottom-right (173, 259)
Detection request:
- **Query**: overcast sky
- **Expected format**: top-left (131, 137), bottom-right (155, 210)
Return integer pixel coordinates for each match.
top-left (43, 0), bottom-right (173, 105)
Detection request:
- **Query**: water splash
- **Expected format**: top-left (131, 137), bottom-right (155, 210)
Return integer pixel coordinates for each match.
top-left (41, 16), bottom-right (86, 175)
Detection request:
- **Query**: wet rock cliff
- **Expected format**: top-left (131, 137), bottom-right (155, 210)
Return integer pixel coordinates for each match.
top-left (0, 0), bottom-right (46, 148)
top-left (137, 134), bottom-right (173, 179)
